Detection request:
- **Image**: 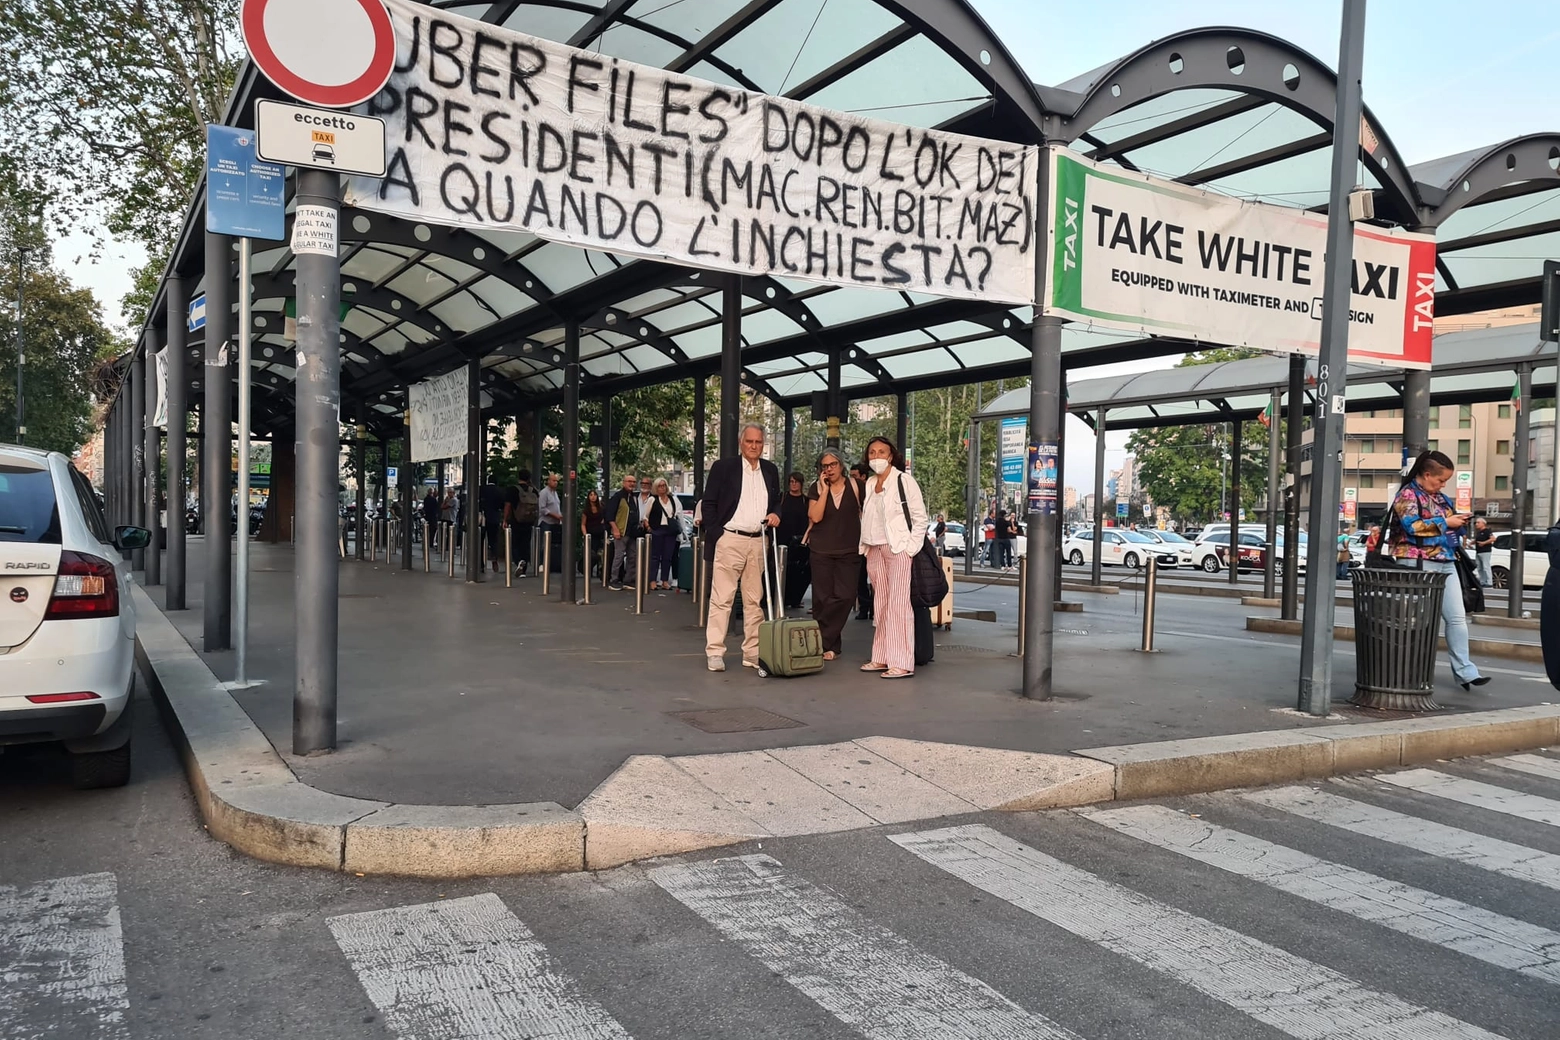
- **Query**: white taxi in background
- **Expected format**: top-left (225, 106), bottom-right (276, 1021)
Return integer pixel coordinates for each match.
top-left (0, 445), bottom-right (148, 788)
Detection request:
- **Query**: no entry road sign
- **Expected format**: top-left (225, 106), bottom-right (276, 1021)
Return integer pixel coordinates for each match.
top-left (240, 0), bottom-right (395, 109)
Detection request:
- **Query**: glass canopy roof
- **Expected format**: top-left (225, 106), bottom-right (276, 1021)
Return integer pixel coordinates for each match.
top-left (138, 4), bottom-right (1560, 439)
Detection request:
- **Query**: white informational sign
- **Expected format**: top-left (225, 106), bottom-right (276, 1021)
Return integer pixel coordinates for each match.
top-left (256, 100), bottom-right (387, 176)
top-left (407, 368), bottom-right (469, 462)
top-left (291, 204), bottom-right (339, 256)
top-left (1043, 148), bottom-right (1437, 369)
top-left (344, 0), bottom-right (1040, 305)
top-left (152, 348), bottom-right (169, 429)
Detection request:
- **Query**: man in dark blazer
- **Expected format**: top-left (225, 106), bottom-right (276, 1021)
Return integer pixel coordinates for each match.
top-left (700, 423), bottom-right (781, 671)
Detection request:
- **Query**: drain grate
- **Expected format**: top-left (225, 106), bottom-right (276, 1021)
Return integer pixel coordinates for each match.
top-left (939, 644), bottom-right (1005, 654)
top-left (669, 707), bottom-right (805, 733)
top-left (1329, 701), bottom-right (1474, 720)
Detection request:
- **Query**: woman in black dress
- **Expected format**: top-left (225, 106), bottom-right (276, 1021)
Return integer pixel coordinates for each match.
top-left (805, 450), bottom-right (864, 661)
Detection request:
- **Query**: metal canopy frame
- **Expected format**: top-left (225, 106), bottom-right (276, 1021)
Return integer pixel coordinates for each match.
top-left (127, 5), bottom-right (1560, 439)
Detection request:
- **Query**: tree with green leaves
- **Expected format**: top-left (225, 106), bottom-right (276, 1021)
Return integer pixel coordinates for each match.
top-left (0, 169), bottom-right (122, 454)
top-left (0, 0), bottom-right (241, 324)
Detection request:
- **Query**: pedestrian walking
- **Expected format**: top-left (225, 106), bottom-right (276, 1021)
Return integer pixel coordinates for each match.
top-left (581, 488), bottom-right (606, 578)
top-left (699, 424), bottom-right (781, 671)
top-left (1388, 450), bottom-right (1490, 691)
top-left (536, 473), bottom-right (563, 571)
top-left (1471, 516), bottom-right (1494, 587)
top-left (806, 449), bottom-right (863, 661)
top-left (858, 436), bottom-right (927, 679)
top-left (644, 478), bottom-right (680, 591)
top-left (607, 474), bottom-right (641, 590)
top-left (850, 462), bottom-right (874, 621)
top-left (421, 489), bottom-right (439, 548)
top-left (778, 472), bottom-right (812, 609)
top-left (506, 469), bottom-right (538, 577)
top-left (995, 508), bottom-right (1017, 569)
top-left (1336, 528), bottom-right (1352, 580)
top-left (933, 513), bottom-right (947, 556)
top-left (480, 480), bottom-right (505, 572)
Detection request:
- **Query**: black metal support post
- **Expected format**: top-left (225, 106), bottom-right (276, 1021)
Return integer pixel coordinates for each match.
top-left (825, 343), bottom-right (842, 450)
top-left (1298, 0), bottom-right (1367, 716)
top-left (1091, 408), bottom-right (1105, 586)
top-left (292, 167), bottom-right (342, 754)
top-left (128, 349), bottom-right (146, 570)
top-left (600, 396), bottom-right (612, 493)
top-left (401, 410), bottom-right (414, 570)
top-left (1229, 418), bottom-right (1243, 586)
top-left (896, 392), bottom-right (908, 457)
top-left (355, 427), bottom-right (366, 560)
top-left (465, 359), bottom-right (482, 583)
top-left (1509, 364), bottom-right (1533, 616)
top-left (964, 418), bottom-right (978, 577)
top-left (1054, 406), bottom-right (1067, 603)
top-left (531, 407), bottom-right (544, 484)
top-left (562, 322), bottom-right (580, 604)
top-left (144, 330), bottom-right (162, 585)
top-left (1282, 355), bottom-right (1304, 620)
top-left (202, 230), bottom-right (233, 651)
top-left (1024, 315), bottom-right (1063, 701)
top-left (693, 378), bottom-right (706, 498)
top-left (1264, 388), bottom-right (1280, 600)
top-left (165, 276), bottom-right (187, 608)
top-left (721, 278), bottom-right (741, 457)
top-left (784, 405), bottom-right (794, 477)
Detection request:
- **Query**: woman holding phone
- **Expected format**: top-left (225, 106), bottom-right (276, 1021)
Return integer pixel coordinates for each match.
top-left (1388, 450), bottom-right (1489, 691)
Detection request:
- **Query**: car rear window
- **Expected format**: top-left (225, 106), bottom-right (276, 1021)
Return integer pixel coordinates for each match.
top-left (0, 464), bottom-right (62, 543)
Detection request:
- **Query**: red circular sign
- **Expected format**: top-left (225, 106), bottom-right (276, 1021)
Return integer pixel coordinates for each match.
top-left (241, 0), bottom-right (396, 109)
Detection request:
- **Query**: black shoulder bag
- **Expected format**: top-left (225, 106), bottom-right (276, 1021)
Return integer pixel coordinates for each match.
top-left (897, 475), bottom-right (948, 608)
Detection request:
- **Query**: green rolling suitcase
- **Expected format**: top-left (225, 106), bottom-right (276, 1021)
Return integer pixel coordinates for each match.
top-left (756, 530), bottom-right (824, 678)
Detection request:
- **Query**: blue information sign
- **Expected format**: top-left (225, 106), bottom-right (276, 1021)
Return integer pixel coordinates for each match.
top-left (205, 125), bottom-right (286, 240)
top-left (187, 292), bottom-right (207, 332)
top-left (1116, 500), bottom-right (1129, 518)
top-left (999, 416), bottom-right (1026, 483)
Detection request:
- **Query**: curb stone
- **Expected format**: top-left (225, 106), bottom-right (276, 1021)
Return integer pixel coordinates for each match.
top-left (134, 586), bottom-right (1560, 877)
top-left (1245, 614), bottom-right (1543, 661)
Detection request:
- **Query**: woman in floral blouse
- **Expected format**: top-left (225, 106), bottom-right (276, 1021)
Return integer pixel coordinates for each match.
top-left (1389, 450), bottom-right (1489, 690)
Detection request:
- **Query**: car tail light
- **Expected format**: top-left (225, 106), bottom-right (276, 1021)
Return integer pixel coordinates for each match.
top-left (26, 692), bottom-right (101, 703)
top-left (43, 552), bottom-right (119, 620)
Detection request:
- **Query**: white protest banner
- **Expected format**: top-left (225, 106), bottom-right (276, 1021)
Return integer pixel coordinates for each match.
top-left (408, 367), bottom-right (468, 462)
top-left (343, 0), bottom-right (1039, 304)
top-left (1043, 148), bottom-right (1436, 368)
top-left (153, 348), bottom-right (169, 429)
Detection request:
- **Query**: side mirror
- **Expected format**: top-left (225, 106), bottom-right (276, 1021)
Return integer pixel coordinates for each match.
top-left (114, 526), bottom-right (151, 551)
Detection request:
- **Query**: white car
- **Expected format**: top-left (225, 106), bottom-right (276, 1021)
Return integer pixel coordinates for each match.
top-left (0, 445), bottom-right (148, 788)
top-left (1489, 531), bottom-right (1549, 589)
top-left (1063, 528), bottom-right (1180, 569)
top-left (939, 521), bottom-right (966, 556)
top-left (1138, 529), bottom-right (1196, 568)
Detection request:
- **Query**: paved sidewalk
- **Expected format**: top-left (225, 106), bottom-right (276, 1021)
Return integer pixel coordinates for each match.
top-left (145, 543), bottom-right (1551, 809)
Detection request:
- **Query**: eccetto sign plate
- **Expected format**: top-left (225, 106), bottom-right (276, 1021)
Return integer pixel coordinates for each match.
top-left (256, 99), bottom-right (387, 177)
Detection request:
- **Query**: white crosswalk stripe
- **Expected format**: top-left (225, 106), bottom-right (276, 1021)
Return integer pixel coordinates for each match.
top-left (1377, 768), bottom-right (1560, 826)
top-left (649, 853), bottom-right (1087, 1040)
top-left (1242, 784), bottom-right (1560, 891)
top-left (0, 872), bottom-right (129, 1040)
top-left (327, 893), bottom-right (634, 1040)
top-left (1079, 804), bottom-right (1560, 985)
top-left (891, 823), bottom-right (1508, 1040)
top-left (1489, 753), bottom-right (1560, 783)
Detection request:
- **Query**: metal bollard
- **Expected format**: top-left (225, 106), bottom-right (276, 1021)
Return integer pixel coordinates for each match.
top-left (601, 535), bottom-right (610, 588)
top-left (583, 534), bottom-right (593, 605)
top-left (1140, 556), bottom-right (1160, 652)
top-left (1016, 555), bottom-right (1028, 657)
top-left (369, 518), bottom-right (378, 560)
top-left (504, 527), bottom-right (513, 588)
top-left (290, 514), bottom-right (295, 546)
top-left (531, 526), bottom-right (540, 577)
top-left (423, 521), bottom-right (431, 573)
top-left (446, 524), bottom-right (456, 577)
top-left (634, 539), bottom-right (649, 614)
top-left (691, 535), bottom-right (701, 604)
top-left (540, 530), bottom-right (552, 596)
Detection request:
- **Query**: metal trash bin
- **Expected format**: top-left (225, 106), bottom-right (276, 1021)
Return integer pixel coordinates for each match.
top-left (1350, 566), bottom-right (1447, 711)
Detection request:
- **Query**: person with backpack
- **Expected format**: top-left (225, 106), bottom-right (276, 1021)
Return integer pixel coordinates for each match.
top-left (1388, 450), bottom-right (1490, 691)
top-left (606, 474), bottom-right (641, 590)
top-left (506, 469), bottom-right (539, 578)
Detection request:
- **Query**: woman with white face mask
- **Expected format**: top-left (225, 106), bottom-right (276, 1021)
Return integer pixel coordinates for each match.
top-left (857, 436), bottom-right (928, 678)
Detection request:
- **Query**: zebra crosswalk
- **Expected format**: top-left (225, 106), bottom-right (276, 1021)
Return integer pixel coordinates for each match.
top-left (6, 754), bottom-right (1560, 1040)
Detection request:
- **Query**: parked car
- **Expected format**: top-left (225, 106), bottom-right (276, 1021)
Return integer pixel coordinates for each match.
top-left (941, 521), bottom-right (966, 556)
top-left (1197, 530), bottom-right (1308, 574)
top-left (1063, 528), bottom-right (1179, 569)
top-left (1489, 531), bottom-right (1548, 589)
top-left (1137, 529), bottom-right (1195, 568)
top-left (0, 444), bottom-right (149, 788)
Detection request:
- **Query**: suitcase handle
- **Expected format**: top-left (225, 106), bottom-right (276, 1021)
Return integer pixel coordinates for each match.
top-left (761, 525), bottom-right (778, 623)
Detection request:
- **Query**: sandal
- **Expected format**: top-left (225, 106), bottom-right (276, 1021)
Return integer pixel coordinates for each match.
top-left (823, 651), bottom-right (837, 661)
top-left (881, 669), bottom-right (913, 679)
top-left (860, 662), bottom-right (888, 672)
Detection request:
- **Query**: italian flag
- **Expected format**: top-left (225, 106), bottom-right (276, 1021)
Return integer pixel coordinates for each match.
top-left (1512, 379), bottom-right (1522, 414)
top-left (1258, 399), bottom-right (1274, 429)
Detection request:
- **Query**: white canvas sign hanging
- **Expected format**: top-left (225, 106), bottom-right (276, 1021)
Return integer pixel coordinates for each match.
top-left (342, 0), bottom-right (1039, 305)
top-left (1042, 148), bottom-right (1437, 369)
top-left (408, 367), bottom-right (468, 462)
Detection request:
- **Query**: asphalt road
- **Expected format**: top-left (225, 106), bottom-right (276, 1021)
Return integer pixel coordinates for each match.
top-left (4, 687), bottom-right (1559, 1040)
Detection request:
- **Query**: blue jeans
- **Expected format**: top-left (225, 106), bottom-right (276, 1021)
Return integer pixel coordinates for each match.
top-left (1402, 559), bottom-right (1480, 684)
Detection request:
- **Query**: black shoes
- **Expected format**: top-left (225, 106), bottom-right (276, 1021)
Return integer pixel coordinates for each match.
top-left (1460, 676), bottom-right (1493, 691)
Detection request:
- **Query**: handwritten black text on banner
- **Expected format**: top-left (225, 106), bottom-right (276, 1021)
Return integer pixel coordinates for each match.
top-left (1043, 148), bottom-right (1436, 368)
top-left (344, 0), bottom-right (1038, 305)
top-left (408, 368), bottom-right (469, 463)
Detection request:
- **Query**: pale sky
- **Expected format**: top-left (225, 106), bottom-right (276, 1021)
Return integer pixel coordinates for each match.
top-left (53, 0), bottom-right (1558, 486)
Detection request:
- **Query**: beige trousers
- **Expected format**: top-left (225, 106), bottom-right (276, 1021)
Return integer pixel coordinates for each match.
top-left (705, 533), bottom-right (766, 660)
